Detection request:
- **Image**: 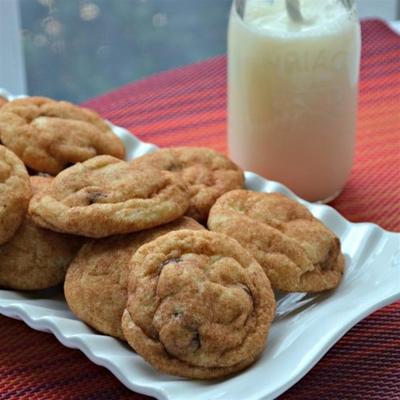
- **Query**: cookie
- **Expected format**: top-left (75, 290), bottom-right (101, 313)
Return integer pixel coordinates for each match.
top-left (130, 147), bottom-right (244, 222)
top-left (121, 230), bottom-right (275, 379)
top-left (0, 97), bottom-right (7, 108)
top-left (0, 96), bottom-right (125, 175)
top-left (29, 155), bottom-right (190, 238)
top-left (0, 176), bottom-right (82, 290)
top-left (208, 190), bottom-right (344, 292)
top-left (65, 217), bottom-right (204, 340)
top-left (0, 145), bottom-right (31, 245)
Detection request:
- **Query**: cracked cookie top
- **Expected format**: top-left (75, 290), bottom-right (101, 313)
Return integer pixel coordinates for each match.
top-left (122, 229), bottom-right (275, 379)
top-left (130, 147), bottom-right (244, 222)
top-left (28, 155), bottom-right (190, 238)
top-left (0, 145), bottom-right (31, 245)
top-left (0, 97), bottom-right (125, 174)
top-left (64, 217), bottom-right (204, 340)
top-left (0, 176), bottom-right (82, 290)
top-left (208, 190), bottom-right (344, 292)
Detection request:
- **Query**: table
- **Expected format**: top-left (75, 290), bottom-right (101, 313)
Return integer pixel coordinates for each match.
top-left (0, 19), bottom-right (399, 400)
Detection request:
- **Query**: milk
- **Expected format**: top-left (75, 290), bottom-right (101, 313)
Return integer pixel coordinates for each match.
top-left (228, 0), bottom-right (361, 202)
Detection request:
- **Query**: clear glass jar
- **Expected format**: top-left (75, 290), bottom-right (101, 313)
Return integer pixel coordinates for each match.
top-left (228, 0), bottom-right (361, 202)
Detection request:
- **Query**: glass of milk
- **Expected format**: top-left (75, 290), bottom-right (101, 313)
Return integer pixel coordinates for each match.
top-left (228, 0), bottom-right (361, 202)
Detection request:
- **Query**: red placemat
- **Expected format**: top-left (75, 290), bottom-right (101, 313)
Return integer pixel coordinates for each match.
top-left (0, 19), bottom-right (399, 400)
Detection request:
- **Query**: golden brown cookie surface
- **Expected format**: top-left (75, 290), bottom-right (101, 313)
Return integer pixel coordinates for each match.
top-left (29, 155), bottom-right (190, 238)
top-left (130, 147), bottom-right (244, 222)
top-left (0, 176), bottom-right (82, 290)
top-left (208, 190), bottom-right (344, 292)
top-left (64, 217), bottom-right (204, 340)
top-left (0, 97), bottom-right (125, 174)
top-left (0, 97), bottom-right (7, 108)
top-left (0, 145), bottom-right (31, 245)
top-left (122, 229), bottom-right (275, 379)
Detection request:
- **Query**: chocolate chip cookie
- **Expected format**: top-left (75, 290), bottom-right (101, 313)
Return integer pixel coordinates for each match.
top-left (130, 147), bottom-right (244, 222)
top-left (29, 155), bottom-right (190, 238)
top-left (0, 96), bottom-right (125, 175)
top-left (0, 145), bottom-right (31, 245)
top-left (121, 230), bottom-right (275, 379)
top-left (0, 176), bottom-right (82, 290)
top-left (208, 190), bottom-right (344, 292)
top-left (65, 217), bottom-right (204, 340)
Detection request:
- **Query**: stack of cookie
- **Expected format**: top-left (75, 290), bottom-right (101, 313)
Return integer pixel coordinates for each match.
top-left (0, 96), bottom-right (344, 380)
top-left (0, 96), bottom-right (126, 290)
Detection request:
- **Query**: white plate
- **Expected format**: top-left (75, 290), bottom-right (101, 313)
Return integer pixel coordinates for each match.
top-left (0, 89), bottom-right (399, 400)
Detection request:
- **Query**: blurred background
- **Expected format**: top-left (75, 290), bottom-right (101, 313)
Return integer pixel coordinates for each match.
top-left (1, 0), bottom-right (399, 102)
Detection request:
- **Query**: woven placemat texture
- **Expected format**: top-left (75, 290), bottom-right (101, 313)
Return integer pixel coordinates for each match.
top-left (0, 20), bottom-right (399, 400)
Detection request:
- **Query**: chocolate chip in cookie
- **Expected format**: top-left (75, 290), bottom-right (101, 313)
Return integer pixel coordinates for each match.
top-left (122, 229), bottom-right (275, 379)
top-left (64, 217), bottom-right (204, 340)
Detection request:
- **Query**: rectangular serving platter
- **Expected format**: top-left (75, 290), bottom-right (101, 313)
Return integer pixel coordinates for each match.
top-left (0, 88), bottom-right (399, 400)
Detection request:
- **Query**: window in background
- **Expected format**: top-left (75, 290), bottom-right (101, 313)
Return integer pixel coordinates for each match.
top-left (1, 0), bottom-right (399, 102)
top-left (20, 0), bottom-right (231, 102)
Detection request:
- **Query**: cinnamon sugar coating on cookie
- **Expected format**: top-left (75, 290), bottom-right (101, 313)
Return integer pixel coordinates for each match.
top-left (130, 147), bottom-right (244, 222)
top-left (0, 176), bottom-right (82, 290)
top-left (122, 230), bottom-right (275, 379)
top-left (208, 190), bottom-right (344, 292)
top-left (64, 217), bottom-right (204, 340)
top-left (0, 97), bottom-right (125, 174)
top-left (0, 97), bottom-right (7, 108)
top-left (29, 155), bottom-right (190, 238)
top-left (0, 145), bottom-right (31, 245)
